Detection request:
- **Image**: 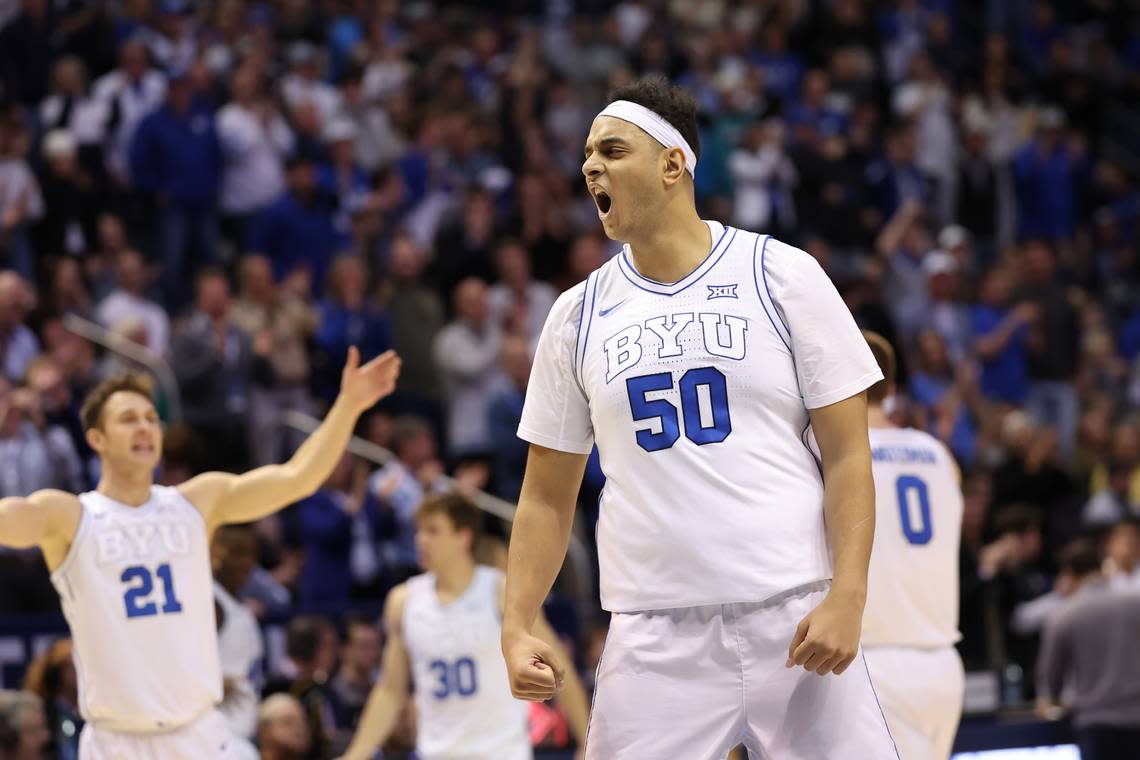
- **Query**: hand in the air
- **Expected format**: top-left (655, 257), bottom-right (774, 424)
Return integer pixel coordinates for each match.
top-left (786, 591), bottom-right (863, 676)
top-left (502, 628), bottom-right (566, 701)
top-left (340, 346), bottom-right (401, 414)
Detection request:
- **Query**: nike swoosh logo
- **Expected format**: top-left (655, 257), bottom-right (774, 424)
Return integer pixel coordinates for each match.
top-left (598, 298), bottom-right (630, 317)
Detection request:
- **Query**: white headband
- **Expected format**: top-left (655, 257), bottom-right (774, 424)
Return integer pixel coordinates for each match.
top-left (596, 100), bottom-right (697, 176)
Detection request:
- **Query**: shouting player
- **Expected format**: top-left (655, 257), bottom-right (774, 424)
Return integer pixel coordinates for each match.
top-left (861, 331), bottom-right (965, 760)
top-left (0, 347), bottom-right (400, 758)
top-left (501, 74), bottom-right (897, 758)
top-left (340, 492), bottom-right (588, 760)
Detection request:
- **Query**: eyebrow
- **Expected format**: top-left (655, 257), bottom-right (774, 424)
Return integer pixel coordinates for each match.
top-left (584, 136), bottom-right (630, 158)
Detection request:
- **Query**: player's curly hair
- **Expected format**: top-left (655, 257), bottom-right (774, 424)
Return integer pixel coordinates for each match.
top-left (79, 371), bottom-right (156, 431)
top-left (607, 74), bottom-right (701, 164)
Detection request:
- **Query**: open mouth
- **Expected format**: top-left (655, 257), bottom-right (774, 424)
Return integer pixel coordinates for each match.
top-left (594, 189), bottom-right (612, 217)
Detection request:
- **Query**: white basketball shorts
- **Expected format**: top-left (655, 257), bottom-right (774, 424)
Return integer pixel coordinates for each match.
top-left (862, 645), bottom-right (965, 760)
top-left (585, 581), bottom-right (900, 760)
top-left (80, 708), bottom-right (259, 760)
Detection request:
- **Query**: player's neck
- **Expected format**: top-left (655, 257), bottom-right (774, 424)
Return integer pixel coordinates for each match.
top-left (867, 405), bottom-right (895, 429)
top-left (96, 467), bottom-right (154, 507)
top-left (625, 204), bottom-right (710, 284)
top-left (433, 558), bottom-right (476, 599)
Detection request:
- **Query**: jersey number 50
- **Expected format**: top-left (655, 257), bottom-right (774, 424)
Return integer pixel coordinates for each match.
top-left (626, 367), bottom-right (732, 452)
top-left (121, 563), bottom-right (184, 619)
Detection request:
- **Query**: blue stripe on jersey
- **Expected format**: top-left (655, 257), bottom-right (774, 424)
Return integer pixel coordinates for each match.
top-left (574, 271), bottom-right (599, 393)
top-left (617, 226), bottom-right (736, 296)
top-left (751, 234), bottom-right (792, 353)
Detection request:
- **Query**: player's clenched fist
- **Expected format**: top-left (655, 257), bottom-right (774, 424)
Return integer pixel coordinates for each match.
top-left (786, 591), bottom-right (865, 676)
top-left (502, 629), bottom-right (566, 700)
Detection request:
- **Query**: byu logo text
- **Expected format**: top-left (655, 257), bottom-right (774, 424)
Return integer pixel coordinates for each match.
top-left (604, 312), bottom-right (748, 382)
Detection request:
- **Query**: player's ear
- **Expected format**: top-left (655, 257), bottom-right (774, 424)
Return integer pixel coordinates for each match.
top-left (661, 147), bottom-right (686, 186)
top-left (85, 426), bottom-right (105, 454)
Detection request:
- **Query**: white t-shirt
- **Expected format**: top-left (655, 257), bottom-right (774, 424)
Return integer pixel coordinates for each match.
top-left (862, 426), bottom-right (963, 648)
top-left (518, 223), bottom-right (882, 611)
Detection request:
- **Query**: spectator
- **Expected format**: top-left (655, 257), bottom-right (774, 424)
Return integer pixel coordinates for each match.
top-left (217, 63), bottom-right (295, 246)
top-left (312, 255), bottom-right (392, 404)
top-left (144, 0), bottom-right (197, 73)
top-left (329, 615), bottom-right (381, 740)
top-left (922, 250), bottom-right (971, 364)
top-left (1012, 538), bottom-right (1102, 636)
top-left (953, 109), bottom-right (1013, 261)
top-left (0, 0), bottom-right (53, 107)
top-left (269, 616), bottom-right (339, 759)
top-left (279, 42), bottom-right (342, 124)
top-left (434, 277), bottom-right (506, 457)
top-left (0, 272), bottom-right (39, 383)
top-left (94, 249), bottom-right (170, 357)
top-left (229, 254), bottom-right (317, 466)
top-left (728, 118), bottom-right (797, 235)
top-left (0, 690), bottom-right (51, 760)
top-left (971, 266), bottom-right (1034, 406)
top-left (45, 257), bottom-right (94, 320)
top-left (38, 57), bottom-right (106, 164)
top-left (0, 377), bottom-right (84, 499)
top-left (368, 415), bottom-right (445, 578)
top-left (1102, 518), bottom-right (1140, 589)
top-left (1019, 239), bottom-right (1081, 460)
top-left (430, 187), bottom-right (498, 299)
top-left (257, 693), bottom-right (313, 760)
top-left (286, 453), bottom-right (377, 613)
top-left (1012, 108), bottom-right (1086, 242)
top-left (487, 335), bottom-right (531, 501)
top-left (21, 640), bottom-right (81, 760)
top-left (0, 116), bottom-right (45, 279)
top-left (24, 354), bottom-right (89, 472)
top-left (129, 67), bottom-right (223, 307)
top-left (487, 237), bottom-right (556, 351)
top-left (382, 233), bottom-right (445, 430)
top-left (1036, 547), bottom-right (1140, 759)
top-left (317, 119), bottom-right (370, 228)
top-left (32, 129), bottom-right (100, 258)
top-left (170, 268), bottom-right (266, 472)
top-left (212, 523), bottom-right (265, 740)
top-left (90, 37), bottom-right (167, 186)
top-left (909, 329), bottom-right (978, 464)
top-left (247, 154), bottom-right (347, 293)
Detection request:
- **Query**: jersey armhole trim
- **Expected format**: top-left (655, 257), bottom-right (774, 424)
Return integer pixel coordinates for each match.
top-left (49, 497), bottom-right (91, 585)
top-left (752, 234), bottom-right (793, 352)
top-left (573, 272), bottom-right (599, 395)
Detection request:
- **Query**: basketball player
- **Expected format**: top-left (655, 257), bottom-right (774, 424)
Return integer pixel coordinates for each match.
top-left (861, 331), bottom-right (965, 760)
top-left (501, 75), bottom-right (898, 758)
top-left (338, 492), bottom-right (588, 760)
top-left (0, 346), bottom-right (400, 758)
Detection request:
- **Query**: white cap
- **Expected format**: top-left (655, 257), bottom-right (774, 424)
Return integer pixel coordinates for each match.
top-left (938, 225), bottom-right (969, 250)
top-left (922, 250), bottom-right (958, 278)
top-left (42, 129), bottom-right (77, 159)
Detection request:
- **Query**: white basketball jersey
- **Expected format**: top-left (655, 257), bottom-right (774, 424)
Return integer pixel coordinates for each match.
top-left (519, 223), bottom-right (882, 611)
top-left (402, 566), bottom-right (531, 760)
top-left (51, 487), bottom-right (222, 732)
top-left (863, 427), bottom-right (963, 648)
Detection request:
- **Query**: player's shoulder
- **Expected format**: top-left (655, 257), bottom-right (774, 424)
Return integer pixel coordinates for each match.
top-left (29, 488), bottom-right (83, 512)
top-left (750, 233), bottom-right (826, 294)
top-left (384, 582), bottom-right (411, 626)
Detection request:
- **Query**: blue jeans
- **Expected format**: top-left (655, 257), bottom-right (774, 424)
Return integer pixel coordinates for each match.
top-left (1026, 380), bottom-right (1079, 461)
top-left (159, 203), bottom-right (218, 310)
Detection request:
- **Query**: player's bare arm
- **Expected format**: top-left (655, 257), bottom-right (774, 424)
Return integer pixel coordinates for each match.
top-left (501, 444), bottom-right (589, 701)
top-left (787, 392), bottom-right (876, 677)
top-left (180, 347), bottom-right (400, 531)
top-left (0, 489), bottom-right (81, 571)
top-left (338, 584), bottom-right (411, 760)
top-left (532, 609), bottom-right (590, 749)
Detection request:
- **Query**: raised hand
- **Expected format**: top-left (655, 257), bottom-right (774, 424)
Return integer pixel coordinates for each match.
top-left (340, 346), bottom-right (402, 414)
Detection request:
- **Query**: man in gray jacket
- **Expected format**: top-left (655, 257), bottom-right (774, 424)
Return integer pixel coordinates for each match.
top-left (1036, 526), bottom-right (1140, 760)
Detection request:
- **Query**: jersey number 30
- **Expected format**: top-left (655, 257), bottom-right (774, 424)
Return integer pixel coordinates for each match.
top-left (626, 367), bottom-right (732, 452)
top-left (121, 563), bottom-right (184, 619)
top-left (429, 657), bottom-right (478, 699)
top-left (895, 475), bottom-right (933, 546)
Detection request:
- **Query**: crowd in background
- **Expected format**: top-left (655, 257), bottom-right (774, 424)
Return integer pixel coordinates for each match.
top-left (1, 0), bottom-right (1140, 757)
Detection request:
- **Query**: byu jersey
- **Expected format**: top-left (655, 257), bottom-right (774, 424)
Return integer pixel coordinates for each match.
top-left (403, 566), bottom-right (531, 760)
top-left (519, 222), bottom-right (882, 611)
top-left (51, 487), bottom-right (222, 732)
top-left (863, 427), bottom-right (963, 648)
